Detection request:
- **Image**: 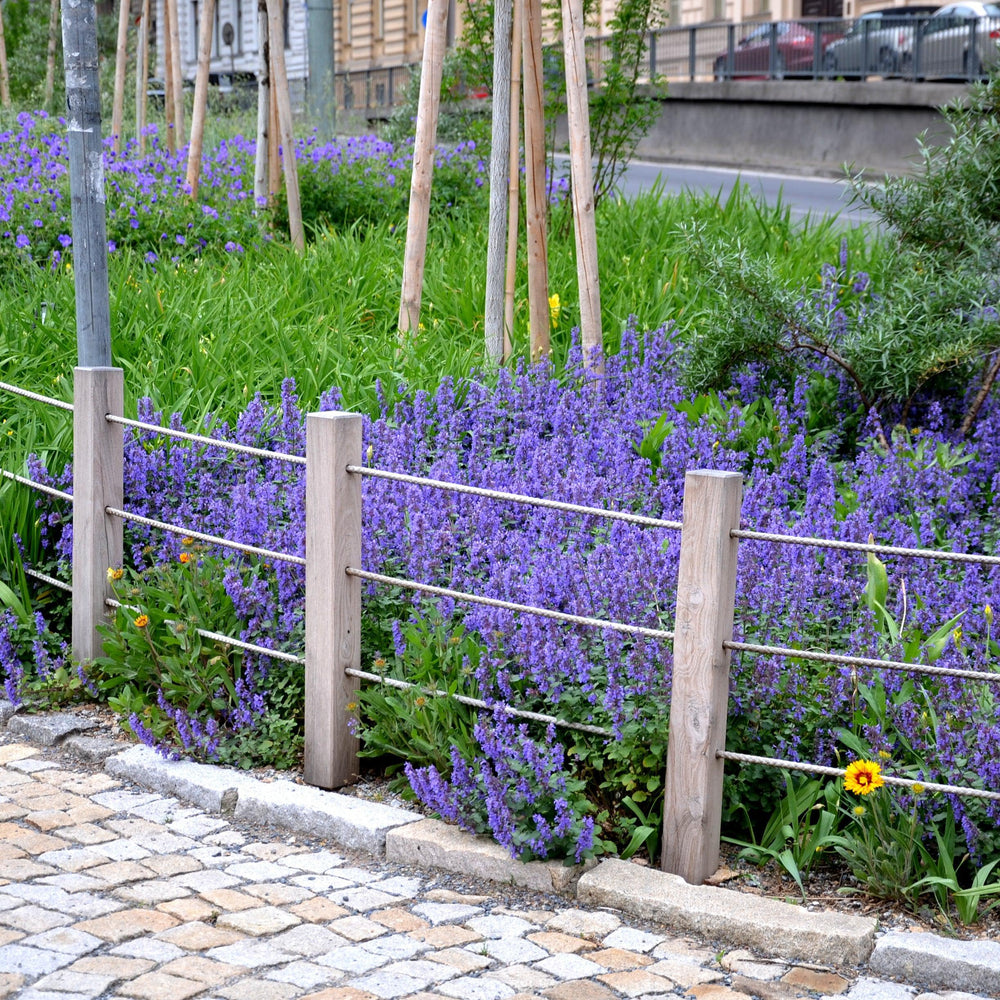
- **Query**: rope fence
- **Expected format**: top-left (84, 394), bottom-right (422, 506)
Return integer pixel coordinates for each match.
top-left (717, 751), bottom-right (1000, 801)
top-left (0, 381), bottom-right (74, 412)
top-left (1, 468), bottom-right (73, 503)
top-left (348, 464), bottom-right (683, 530)
top-left (24, 567), bottom-right (73, 593)
top-left (347, 567), bottom-right (675, 640)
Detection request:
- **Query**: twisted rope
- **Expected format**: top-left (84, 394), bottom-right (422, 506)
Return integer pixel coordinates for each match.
top-left (1, 468), bottom-right (73, 502)
top-left (24, 567), bottom-right (72, 592)
top-left (346, 668), bottom-right (612, 735)
top-left (0, 381), bottom-right (74, 411)
top-left (347, 567), bottom-right (675, 640)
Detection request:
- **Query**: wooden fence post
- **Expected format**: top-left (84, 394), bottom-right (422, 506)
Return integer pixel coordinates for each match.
top-left (662, 469), bottom-right (742, 884)
top-left (304, 411), bottom-right (362, 790)
top-left (72, 367), bottom-right (124, 664)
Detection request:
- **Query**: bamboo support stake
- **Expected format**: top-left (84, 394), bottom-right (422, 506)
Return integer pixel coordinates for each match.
top-left (398, 0), bottom-right (448, 336)
top-left (266, 0), bottom-right (304, 250)
top-left (135, 0), bottom-right (150, 154)
top-left (268, 44), bottom-right (281, 204)
top-left (0, 1), bottom-right (10, 109)
top-left (111, 0), bottom-right (131, 152)
top-left (304, 412), bottom-right (362, 790)
top-left (522, 0), bottom-right (549, 360)
top-left (72, 368), bottom-right (124, 665)
top-left (662, 470), bottom-right (743, 884)
top-left (44, 0), bottom-right (60, 108)
top-left (165, 0), bottom-right (185, 146)
top-left (503, 0), bottom-right (522, 362)
top-left (186, 0), bottom-right (216, 199)
top-left (483, 0), bottom-right (513, 365)
top-left (254, 0), bottom-right (271, 208)
top-left (562, 0), bottom-right (602, 368)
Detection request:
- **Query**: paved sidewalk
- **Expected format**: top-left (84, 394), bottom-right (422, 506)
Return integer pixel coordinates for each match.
top-left (0, 728), bottom-right (995, 1000)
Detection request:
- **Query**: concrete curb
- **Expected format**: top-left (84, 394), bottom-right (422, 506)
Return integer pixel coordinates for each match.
top-left (869, 931), bottom-right (1000, 996)
top-left (577, 858), bottom-right (877, 968)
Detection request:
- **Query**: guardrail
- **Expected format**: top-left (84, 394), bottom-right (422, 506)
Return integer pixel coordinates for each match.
top-left (333, 13), bottom-right (995, 115)
top-left (3, 369), bottom-right (999, 883)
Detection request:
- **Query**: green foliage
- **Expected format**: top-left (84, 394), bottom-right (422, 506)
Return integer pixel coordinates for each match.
top-left (724, 773), bottom-right (841, 899)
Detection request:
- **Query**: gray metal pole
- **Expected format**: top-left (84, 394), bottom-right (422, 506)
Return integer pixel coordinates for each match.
top-left (62, 0), bottom-right (112, 368)
top-left (307, 0), bottom-right (336, 136)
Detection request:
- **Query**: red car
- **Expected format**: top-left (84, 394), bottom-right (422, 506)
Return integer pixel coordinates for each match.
top-left (713, 21), bottom-right (842, 79)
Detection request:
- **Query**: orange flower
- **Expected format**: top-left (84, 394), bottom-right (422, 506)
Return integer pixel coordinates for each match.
top-left (133, 614), bottom-right (150, 628)
top-left (844, 759), bottom-right (884, 796)
top-left (178, 552), bottom-right (192, 564)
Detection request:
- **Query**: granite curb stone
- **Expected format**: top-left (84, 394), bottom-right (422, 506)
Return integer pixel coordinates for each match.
top-left (869, 932), bottom-right (1000, 996)
top-left (7, 712), bottom-right (98, 746)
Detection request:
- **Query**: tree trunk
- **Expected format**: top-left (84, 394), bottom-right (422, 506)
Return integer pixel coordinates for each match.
top-left (111, 0), bottom-right (131, 152)
top-left (186, 0), bottom-right (216, 199)
top-left (165, 0), bottom-right (185, 146)
top-left (135, 0), bottom-right (150, 154)
top-left (0, 1), bottom-right (11, 109)
top-left (254, 0), bottom-right (271, 208)
top-left (503, 0), bottom-right (523, 363)
top-left (44, 0), bottom-right (60, 109)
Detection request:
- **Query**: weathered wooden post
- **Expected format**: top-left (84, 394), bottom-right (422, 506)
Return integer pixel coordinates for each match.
top-left (135, 0), bottom-right (151, 154)
top-left (186, 0), bottom-right (217, 198)
top-left (502, 0), bottom-right (523, 362)
top-left (304, 412), bottom-right (362, 789)
top-left (111, 0), bottom-right (131, 151)
top-left (662, 470), bottom-right (742, 884)
top-left (0, 0), bottom-right (10, 109)
top-left (73, 368), bottom-right (124, 663)
top-left (44, 0), bottom-right (60, 108)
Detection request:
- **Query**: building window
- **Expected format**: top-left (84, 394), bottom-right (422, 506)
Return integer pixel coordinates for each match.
top-left (669, 0), bottom-right (680, 22)
top-left (375, 0), bottom-right (384, 40)
top-left (712, 0), bottom-right (724, 18)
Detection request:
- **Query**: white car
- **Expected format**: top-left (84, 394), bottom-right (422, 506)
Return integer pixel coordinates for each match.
top-left (823, 6), bottom-right (939, 77)
top-left (911, 1), bottom-right (1000, 77)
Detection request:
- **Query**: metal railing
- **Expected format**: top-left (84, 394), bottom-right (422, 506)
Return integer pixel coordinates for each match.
top-left (335, 12), bottom-right (995, 115)
top-left (3, 373), bottom-right (999, 885)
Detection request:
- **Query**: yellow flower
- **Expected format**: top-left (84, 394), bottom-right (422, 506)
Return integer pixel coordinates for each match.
top-left (107, 567), bottom-right (124, 582)
top-left (548, 293), bottom-right (561, 327)
top-left (953, 627), bottom-right (963, 644)
top-left (877, 749), bottom-right (892, 760)
top-left (133, 614), bottom-right (150, 628)
top-left (853, 805), bottom-right (866, 817)
top-left (181, 537), bottom-right (194, 546)
top-left (844, 759), bottom-right (884, 796)
top-left (346, 701), bottom-right (358, 712)
top-left (911, 782), bottom-right (925, 795)
top-left (986, 604), bottom-right (994, 626)
top-left (414, 696), bottom-right (427, 708)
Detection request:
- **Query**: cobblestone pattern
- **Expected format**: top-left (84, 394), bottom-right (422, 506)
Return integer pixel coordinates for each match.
top-left (0, 742), bottom-right (990, 1000)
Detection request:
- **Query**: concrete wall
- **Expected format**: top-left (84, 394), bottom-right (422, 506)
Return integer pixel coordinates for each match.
top-left (630, 80), bottom-right (966, 176)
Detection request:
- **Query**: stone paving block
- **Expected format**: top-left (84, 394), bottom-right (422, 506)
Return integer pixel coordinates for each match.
top-left (85, 839), bottom-right (152, 863)
top-left (527, 931), bottom-right (595, 954)
top-left (869, 932), bottom-right (1000, 997)
top-left (586, 948), bottom-right (654, 971)
top-left (300, 988), bottom-right (378, 1000)
top-left (206, 940), bottom-right (300, 969)
top-left (185, 846), bottom-right (247, 868)
top-left (372, 907), bottom-right (430, 933)
top-left (20, 926), bottom-right (103, 956)
top-left (291, 873), bottom-right (357, 895)
top-left (328, 887), bottom-right (402, 912)
top-left (90, 789), bottom-right (163, 813)
top-left (362, 932), bottom-right (429, 960)
top-left (411, 925), bottom-right (484, 949)
top-left (269, 924), bottom-right (351, 957)
top-left (373, 875), bottom-right (424, 898)
top-left (646, 960), bottom-right (724, 988)
top-left (350, 970), bottom-right (432, 999)
top-left (485, 964), bottom-right (558, 992)
top-left (0, 972), bottom-right (25, 1000)
top-left (63, 803), bottom-right (114, 825)
top-left (37, 847), bottom-right (106, 871)
top-left (62, 736), bottom-right (130, 762)
top-left (290, 898), bottom-right (351, 923)
top-left (383, 959), bottom-right (460, 984)
top-left (158, 896), bottom-right (219, 923)
top-left (1, 885), bottom-right (122, 919)
top-left (23, 811), bottom-right (72, 832)
top-left (114, 879), bottom-right (193, 904)
top-left (602, 927), bottom-right (666, 953)
top-left (75, 908), bottom-right (180, 943)
top-left (223, 860), bottom-right (299, 882)
top-left (158, 955), bottom-right (247, 985)
top-left (200, 888), bottom-right (263, 911)
top-left (388, 820), bottom-right (579, 894)
top-left (243, 842), bottom-right (308, 862)
top-left (685, 987), bottom-right (747, 1000)
top-left (0, 904), bottom-right (74, 933)
top-left (141, 854), bottom-right (203, 878)
top-left (244, 882), bottom-right (315, 906)
top-left (130, 831), bottom-right (200, 854)
top-left (0, 928), bottom-right (23, 946)
top-left (156, 921), bottom-right (247, 950)
top-left (329, 916), bottom-right (391, 942)
top-left (167, 814), bottom-right (231, 838)
top-left (32, 968), bottom-right (116, 996)
top-left (425, 890), bottom-right (490, 905)
top-left (781, 967), bottom-right (849, 994)
top-left (580, 860), bottom-right (877, 969)
top-left (118, 971), bottom-right (205, 1000)
top-left (543, 981), bottom-right (618, 1000)
top-left (597, 969), bottom-right (679, 997)
top-left (0, 824), bottom-right (70, 854)
top-left (480, 938), bottom-right (549, 964)
top-left (87, 860), bottom-right (158, 886)
top-left (652, 939), bottom-right (719, 966)
top-left (316, 945), bottom-right (393, 975)
top-left (233, 779), bottom-right (421, 856)
top-left (217, 905), bottom-right (302, 937)
top-left (0, 944), bottom-right (76, 977)
top-left (265, 960), bottom-right (346, 989)
top-left (217, 978), bottom-right (301, 1000)
top-left (67, 956), bottom-right (157, 981)
top-left (109, 939), bottom-right (186, 963)
top-left (437, 976), bottom-right (517, 1000)
top-left (534, 953), bottom-right (609, 981)
top-left (172, 868), bottom-right (243, 892)
top-left (281, 850), bottom-right (347, 874)
top-left (426, 948), bottom-right (493, 974)
top-left (7, 714), bottom-right (98, 745)
top-left (467, 915), bottom-right (538, 939)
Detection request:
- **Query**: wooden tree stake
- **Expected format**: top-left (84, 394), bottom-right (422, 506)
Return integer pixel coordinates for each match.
top-left (522, 0), bottom-right (549, 360)
top-left (0, 0), bottom-right (10, 109)
top-left (111, 0), bottom-right (131, 152)
top-left (562, 0), bottom-right (602, 367)
top-left (186, 0), bottom-right (217, 199)
top-left (266, 0), bottom-right (304, 250)
top-left (662, 470), bottom-right (743, 884)
top-left (254, 0), bottom-right (271, 208)
top-left (503, 0), bottom-right (523, 362)
top-left (163, 0), bottom-right (176, 152)
top-left (398, 0), bottom-right (448, 336)
top-left (135, 0), bottom-right (150, 154)
top-left (304, 411), bottom-right (362, 790)
top-left (165, 0), bottom-right (185, 146)
top-left (44, 0), bottom-right (60, 109)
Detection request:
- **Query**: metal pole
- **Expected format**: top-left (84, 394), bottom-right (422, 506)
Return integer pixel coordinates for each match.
top-left (307, 0), bottom-right (336, 134)
top-left (62, 0), bottom-right (112, 368)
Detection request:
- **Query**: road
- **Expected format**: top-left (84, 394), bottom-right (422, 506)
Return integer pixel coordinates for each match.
top-left (609, 159), bottom-right (880, 227)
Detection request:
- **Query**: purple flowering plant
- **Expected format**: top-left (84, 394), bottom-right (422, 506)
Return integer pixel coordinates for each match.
top-left (6, 317), bottom-right (1000, 864)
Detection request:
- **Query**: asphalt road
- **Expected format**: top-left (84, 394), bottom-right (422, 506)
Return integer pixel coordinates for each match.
top-left (608, 159), bottom-right (881, 228)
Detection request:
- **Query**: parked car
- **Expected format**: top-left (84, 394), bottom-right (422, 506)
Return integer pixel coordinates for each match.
top-left (911, 1), bottom-right (1000, 77)
top-left (713, 21), bottom-right (843, 79)
top-left (822, 5), bottom-right (938, 77)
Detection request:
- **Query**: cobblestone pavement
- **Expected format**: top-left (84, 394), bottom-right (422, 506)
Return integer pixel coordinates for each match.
top-left (0, 739), bottom-right (986, 1000)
